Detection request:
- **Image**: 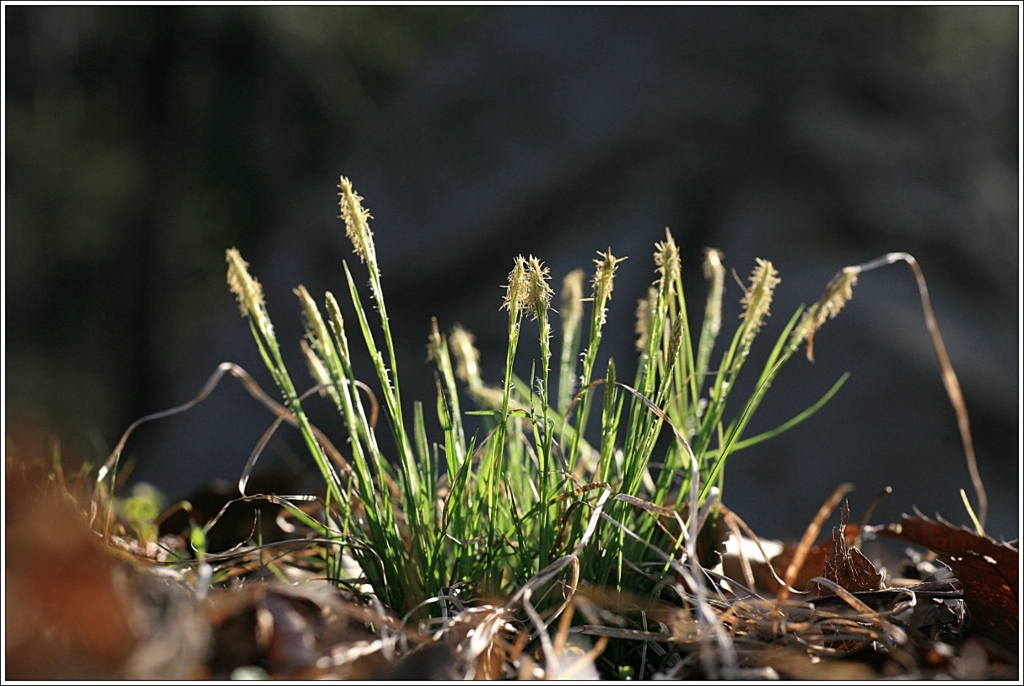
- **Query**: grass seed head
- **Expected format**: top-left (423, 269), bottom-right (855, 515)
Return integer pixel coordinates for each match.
top-left (324, 291), bottom-right (351, 361)
top-left (300, 339), bottom-right (332, 396)
top-left (503, 255), bottom-right (530, 317)
top-left (526, 255), bottom-right (554, 321)
top-left (226, 248), bottom-right (267, 323)
top-left (560, 268), bottom-right (585, 329)
top-left (796, 267), bottom-right (859, 362)
top-left (591, 249), bottom-right (626, 333)
top-left (702, 248), bottom-right (726, 338)
top-left (294, 285), bottom-right (331, 353)
top-left (654, 229), bottom-right (681, 293)
top-left (818, 268), bottom-right (858, 322)
top-left (338, 176), bottom-right (375, 264)
top-left (634, 285), bottom-right (658, 352)
top-left (592, 248), bottom-right (624, 302)
top-left (450, 324), bottom-right (481, 387)
top-left (427, 317), bottom-right (445, 367)
top-left (703, 247), bottom-right (724, 282)
top-left (740, 258), bottom-right (780, 344)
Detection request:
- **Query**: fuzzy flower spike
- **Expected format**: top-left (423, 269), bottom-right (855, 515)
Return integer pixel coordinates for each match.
top-left (653, 230), bottom-right (681, 295)
top-left (739, 258), bottom-right (780, 346)
top-left (503, 255), bottom-right (530, 318)
top-left (226, 248), bottom-right (273, 338)
top-left (338, 176), bottom-right (376, 268)
top-left (795, 266), bottom-right (858, 363)
top-left (526, 255), bottom-right (554, 321)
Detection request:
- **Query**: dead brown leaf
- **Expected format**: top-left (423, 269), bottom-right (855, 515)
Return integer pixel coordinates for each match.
top-left (817, 500), bottom-right (882, 597)
top-left (877, 513), bottom-right (1018, 652)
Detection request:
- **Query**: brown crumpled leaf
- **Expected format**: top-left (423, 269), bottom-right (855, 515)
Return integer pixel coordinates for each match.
top-left (727, 524), bottom-right (864, 595)
top-left (877, 513), bottom-right (1018, 652)
top-left (817, 500), bottom-right (882, 596)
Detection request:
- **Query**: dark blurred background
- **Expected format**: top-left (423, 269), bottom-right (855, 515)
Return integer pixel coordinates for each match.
top-left (6, 6), bottom-right (1019, 540)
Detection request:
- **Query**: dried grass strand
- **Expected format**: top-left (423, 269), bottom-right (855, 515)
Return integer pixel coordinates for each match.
top-left (773, 482), bottom-right (854, 628)
top-left (814, 252), bottom-right (986, 529)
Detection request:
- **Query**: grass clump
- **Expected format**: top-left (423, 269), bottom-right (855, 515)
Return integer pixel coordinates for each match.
top-left (220, 177), bottom-right (852, 628)
top-left (84, 174), bottom-right (989, 678)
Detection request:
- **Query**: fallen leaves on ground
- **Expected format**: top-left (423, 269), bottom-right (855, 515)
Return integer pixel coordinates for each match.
top-left (5, 458), bottom-right (1019, 679)
top-left (876, 512), bottom-right (1018, 652)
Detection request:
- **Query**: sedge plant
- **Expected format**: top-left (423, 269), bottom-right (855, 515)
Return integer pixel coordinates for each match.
top-left (220, 176), bottom-right (864, 626)
top-left (78, 166), bottom-right (982, 678)
top-left (222, 176), bottom-right (991, 659)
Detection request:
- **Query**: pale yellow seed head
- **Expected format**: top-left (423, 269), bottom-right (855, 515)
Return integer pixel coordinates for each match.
top-left (324, 291), bottom-right (350, 361)
top-left (703, 247), bottom-right (724, 282)
top-left (819, 268), bottom-right (858, 322)
top-left (300, 339), bottom-right (332, 396)
top-left (525, 255), bottom-right (553, 321)
top-left (449, 324), bottom-right (481, 386)
top-left (226, 248), bottom-right (265, 319)
top-left (427, 317), bottom-right (444, 366)
top-left (338, 176), bottom-right (374, 264)
top-left (590, 249), bottom-right (625, 331)
top-left (798, 267), bottom-right (859, 362)
top-left (560, 269), bottom-right (585, 330)
top-left (702, 248), bottom-right (726, 339)
top-left (592, 248), bottom-right (624, 300)
top-left (740, 258), bottom-right (780, 342)
top-left (654, 229), bottom-right (681, 292)
top-left (634, 286), bottom-right (658, 353)
top-left (502, 255), bottom-right (530, 315)
top-left (294, 285), bottom-right (330, 350)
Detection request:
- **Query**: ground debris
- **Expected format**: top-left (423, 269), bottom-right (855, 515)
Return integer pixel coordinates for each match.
top-left (816, 500), bottom-right (883, 596)
top-left (875, 512), bottom-right (1019, 653)
top-left (5, 458), bottom-right (1018, 679)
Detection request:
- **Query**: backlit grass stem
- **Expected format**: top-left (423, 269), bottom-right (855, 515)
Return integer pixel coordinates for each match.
top-left (557, 269), bottom-right (585, 416)
top-left (226, 250), bottom-right (344, 509)
top-left (568, 249), bottom-right (625, 474)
